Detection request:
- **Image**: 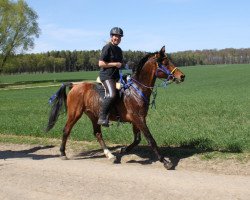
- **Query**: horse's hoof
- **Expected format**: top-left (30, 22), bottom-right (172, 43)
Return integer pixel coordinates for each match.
top-left (113, 156), bottom-right (121, 164)
top-left (108, 155), bottom-right (116, 163)
top-left (61, 156), bottom-right (68, 160)
top-left (163, 159), bottom-right (173, 170)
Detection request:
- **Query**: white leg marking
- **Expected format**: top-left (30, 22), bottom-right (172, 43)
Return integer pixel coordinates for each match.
top-left (104, 149), bottom-right (115, 160)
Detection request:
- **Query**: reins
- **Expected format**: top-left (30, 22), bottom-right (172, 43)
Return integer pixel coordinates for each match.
top-left (119, 73), bottom-right (150, 103)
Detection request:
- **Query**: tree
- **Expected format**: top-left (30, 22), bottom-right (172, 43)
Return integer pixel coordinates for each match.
top-left (0, 0), bottom-right (40, 73)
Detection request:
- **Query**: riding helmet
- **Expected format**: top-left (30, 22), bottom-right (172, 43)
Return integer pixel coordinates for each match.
top-left (110, 27), bottom-right (123, 37)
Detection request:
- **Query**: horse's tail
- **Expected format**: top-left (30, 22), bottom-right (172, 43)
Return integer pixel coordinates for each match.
top-left (45, 82), bottom-right (72, 132)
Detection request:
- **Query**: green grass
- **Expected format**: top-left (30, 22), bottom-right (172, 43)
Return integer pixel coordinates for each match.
top-left (0, 64), bottom-right (249, 154)
top-left (0, 71), bottom-right (99, 87)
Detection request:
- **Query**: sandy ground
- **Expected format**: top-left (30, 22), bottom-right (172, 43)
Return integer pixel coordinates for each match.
top-left (0, 143), bottom-right (249, 200)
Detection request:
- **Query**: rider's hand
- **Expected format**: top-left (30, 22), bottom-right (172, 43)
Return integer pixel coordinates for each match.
top-left (116, 62), bottom-right (122, 68)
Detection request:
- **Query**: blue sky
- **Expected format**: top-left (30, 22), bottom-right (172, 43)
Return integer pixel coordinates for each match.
top-left (25, 0), bottom-right (250, 53)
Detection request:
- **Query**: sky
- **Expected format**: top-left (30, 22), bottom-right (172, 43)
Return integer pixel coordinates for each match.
top-left (25, 0), bottom-right (250, 53)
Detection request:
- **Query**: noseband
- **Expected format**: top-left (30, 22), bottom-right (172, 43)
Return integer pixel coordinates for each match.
top-left (155, 62), bottom-right (178, 82)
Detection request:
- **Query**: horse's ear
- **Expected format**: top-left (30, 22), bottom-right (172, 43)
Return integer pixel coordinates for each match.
top-left (160, 46), bottom-right (165, 54)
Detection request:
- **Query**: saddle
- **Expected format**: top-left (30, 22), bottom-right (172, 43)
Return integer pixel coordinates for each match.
top-left (96, 76), bottom-right (122, 90)
top-left (95, 74), bottom-right (131, 98)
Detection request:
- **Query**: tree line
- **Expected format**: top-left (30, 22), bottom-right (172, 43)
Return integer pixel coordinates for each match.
top-left (171, 48), bottom-right (250, 66)
top-left (1, 48), bottom-right (250, 74)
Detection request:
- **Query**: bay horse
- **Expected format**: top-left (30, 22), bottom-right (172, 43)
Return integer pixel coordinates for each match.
top-left (46, 46), bottom-right (185, 169)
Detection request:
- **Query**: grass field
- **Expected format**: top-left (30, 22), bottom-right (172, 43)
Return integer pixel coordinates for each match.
top-left (0, 64), bottom-right (249, 153)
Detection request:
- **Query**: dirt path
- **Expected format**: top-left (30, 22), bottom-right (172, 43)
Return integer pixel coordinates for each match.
top-left (0, 143), bottom-right (249, 200)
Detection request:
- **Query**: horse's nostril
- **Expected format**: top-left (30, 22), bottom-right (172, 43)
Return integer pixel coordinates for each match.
top-left (180, 75), bottom-right (185, 81)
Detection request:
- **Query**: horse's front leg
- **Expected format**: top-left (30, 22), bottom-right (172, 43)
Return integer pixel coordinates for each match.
top-left (120, 124), bottom-right (141, 154)
top-left (135, 118), bottom-right (173, 170)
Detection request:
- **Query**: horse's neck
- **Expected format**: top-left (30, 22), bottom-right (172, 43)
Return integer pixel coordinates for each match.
top-left (135, 64), bottom-right (156, 97)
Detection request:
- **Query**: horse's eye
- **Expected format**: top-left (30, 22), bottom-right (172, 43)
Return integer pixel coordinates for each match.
top-left (163, 59), bottom-right (169, 65)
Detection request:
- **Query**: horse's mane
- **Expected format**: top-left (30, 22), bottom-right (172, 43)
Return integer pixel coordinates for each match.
top-left (133, 52), bottom-right (156, 75)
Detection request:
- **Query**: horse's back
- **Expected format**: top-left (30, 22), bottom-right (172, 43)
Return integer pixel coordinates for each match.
top-left (67, 82), bottom-right (101, 116)
top-left (66, 81), bottom-right (144, 122)
top-left (69, 81), bottom-right (96, 94)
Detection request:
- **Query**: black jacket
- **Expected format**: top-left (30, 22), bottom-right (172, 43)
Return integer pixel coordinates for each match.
top-left (99, 43), bottom-right (123, 81)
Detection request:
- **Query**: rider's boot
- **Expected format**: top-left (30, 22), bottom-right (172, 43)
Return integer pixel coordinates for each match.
top-left (98, 98), bottom-right (112, 127)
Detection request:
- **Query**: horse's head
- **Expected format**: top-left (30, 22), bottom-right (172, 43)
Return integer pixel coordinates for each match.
top-left (154, 46), bottom-right (185, 83)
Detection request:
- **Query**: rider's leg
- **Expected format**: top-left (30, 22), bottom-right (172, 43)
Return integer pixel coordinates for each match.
top-left (98, 79), bottom-right (116, 127)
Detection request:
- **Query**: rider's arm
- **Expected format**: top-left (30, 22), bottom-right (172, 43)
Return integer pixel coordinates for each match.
top-left (98, 60), bottom-right (122, 69)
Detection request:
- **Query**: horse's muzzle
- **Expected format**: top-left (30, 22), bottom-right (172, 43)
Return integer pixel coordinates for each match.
top-left (180, 75), bottom-right (185, 82)
top-left (174, 75), bottom-right (185, 84)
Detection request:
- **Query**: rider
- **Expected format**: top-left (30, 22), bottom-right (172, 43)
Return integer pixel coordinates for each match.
top-left (97, 27), bottom-right (124, 127)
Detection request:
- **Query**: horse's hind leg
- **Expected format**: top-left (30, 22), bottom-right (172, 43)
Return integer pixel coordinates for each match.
top-left (121, 124), bottom-right (141, 154)
top-left (60, 111), bottom-right (82, 158)
top-left (91, 119), bottom-right (115, 160)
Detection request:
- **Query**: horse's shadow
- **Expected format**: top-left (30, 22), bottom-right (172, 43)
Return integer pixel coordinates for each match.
top-left (74, 145), bottom-right (211, 169)
top-left (0, 145), bottom-right (59, 160)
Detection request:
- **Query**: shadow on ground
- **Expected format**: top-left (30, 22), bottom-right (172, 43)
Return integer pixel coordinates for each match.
top-left (0, 145), bottom-right (58, 160)
top-left (73, 145), bottom-right (214, 170)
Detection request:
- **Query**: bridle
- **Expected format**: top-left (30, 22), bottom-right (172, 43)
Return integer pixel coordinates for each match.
top-left (155, 64), bottom-right (177, 79)
top-left (120, 55), bottom-right (180, 106)
top-left (155, 56), bottom-right (178, 83)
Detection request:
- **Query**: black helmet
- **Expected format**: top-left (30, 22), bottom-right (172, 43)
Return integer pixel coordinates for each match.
top-left (110, 27), bottom-right (123, 37)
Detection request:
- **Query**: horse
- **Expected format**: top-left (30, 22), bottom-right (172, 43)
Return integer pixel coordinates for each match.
top-left (46, 46), bottom-right (185, 169)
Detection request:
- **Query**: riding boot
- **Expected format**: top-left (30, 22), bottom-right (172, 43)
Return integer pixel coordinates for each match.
top-left (98, 97), bottom-right (113, 127)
